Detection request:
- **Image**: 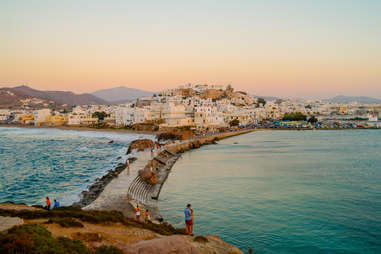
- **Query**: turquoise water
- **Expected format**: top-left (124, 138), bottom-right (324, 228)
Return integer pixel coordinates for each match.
top-left (158, 130), bottom-right (381, 253)
top-left (0, 127), bottom-right (152, 205)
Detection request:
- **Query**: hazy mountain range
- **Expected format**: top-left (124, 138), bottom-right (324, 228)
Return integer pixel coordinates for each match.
top-left (1, 85), bottom-right (380, 109)
top-left (92, 86), bottom-right (154, 104)
top-left (0, 85), bottom-right (108, 108)
top-left (325, 95), bottom-right (381, 104)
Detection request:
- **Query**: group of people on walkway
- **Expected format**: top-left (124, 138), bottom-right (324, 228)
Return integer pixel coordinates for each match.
top-left (150, 143), bottom-right (161, 158)
top-left (43, 197), bottom-right (60, 210)
top-left (135, 205), bottom-right (151, 224)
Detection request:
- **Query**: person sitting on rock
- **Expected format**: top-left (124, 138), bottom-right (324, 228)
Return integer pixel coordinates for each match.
top-left (53, 199), bottom-right (60, 209)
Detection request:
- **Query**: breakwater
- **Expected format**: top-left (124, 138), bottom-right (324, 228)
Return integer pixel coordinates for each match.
top-left (84, 129), bottom-right (254, 221)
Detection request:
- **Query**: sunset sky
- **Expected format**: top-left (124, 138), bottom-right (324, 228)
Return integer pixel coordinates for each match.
top-left (1, 0), bottom-right (380, 98)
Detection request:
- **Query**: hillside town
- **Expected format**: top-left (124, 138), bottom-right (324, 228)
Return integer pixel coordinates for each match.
top-left (0, 84), bottom-right (380, 130)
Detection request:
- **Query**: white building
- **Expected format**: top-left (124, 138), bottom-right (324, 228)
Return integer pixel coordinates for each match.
top-left (194, 105), bottom-right (225, 128)
top-left (33, 109), bottom-right (51, 126)
top-left (161, 103), bottom-right (193, 127)
top-left (0, 109), bottom-right (11, 122)
top-left (115, 107), bottom-right (134, 126)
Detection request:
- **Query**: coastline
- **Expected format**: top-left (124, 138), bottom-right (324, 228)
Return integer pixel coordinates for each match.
top-left (0, 123), bottom-right (160, 135)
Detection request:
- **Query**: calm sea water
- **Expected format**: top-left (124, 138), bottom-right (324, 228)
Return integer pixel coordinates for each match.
top-left (0, 127), bottom-right (153, 205)
top-left (158, 130), bottom-right (381, 253)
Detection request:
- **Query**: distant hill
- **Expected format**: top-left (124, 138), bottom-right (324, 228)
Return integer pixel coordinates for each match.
top-left (0, 85), bottom-right (109, 108)
top-left (253, 95), bottom-right (278, 101)
top-left (326, 95), bottom-right (381, 104)
top-left (92, 86), bottom-right (154, 104)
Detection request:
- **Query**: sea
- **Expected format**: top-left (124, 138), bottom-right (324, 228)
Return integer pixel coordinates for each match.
top-left (0, 127), bottom-right (153, 205)
top-left (158, 130), bottom-right (381, 253)
top-left (1, 127), bottom-right (380, 253)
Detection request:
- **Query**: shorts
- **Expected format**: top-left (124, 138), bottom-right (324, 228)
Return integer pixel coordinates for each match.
top-left (185, 219), bottom-right (193, 225)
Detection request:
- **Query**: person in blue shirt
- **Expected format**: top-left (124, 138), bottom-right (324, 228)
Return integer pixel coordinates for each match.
top-left (184, 204), bottom-right (193, 235)
top-left (53, 199), bottom-right (60, 209)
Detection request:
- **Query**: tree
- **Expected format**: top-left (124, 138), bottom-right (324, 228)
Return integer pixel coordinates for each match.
top-left (282, 112), bottom-right (307, 121)
top-left (226, 84), bottom-right (234, 92)
top-left (257, 98), bottom-right (266, 106)
top-left (308, 116), bottom-right (318, 124)
top-left (92, 111), bottom-right (108, 121)
top-left (229, 119), bottom-right (240, 127)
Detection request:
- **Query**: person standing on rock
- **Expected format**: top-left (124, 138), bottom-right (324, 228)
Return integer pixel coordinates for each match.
top-left (184, 204), bottom-right (193, 235)
top-left (45, 197), bottom-right (51, 210)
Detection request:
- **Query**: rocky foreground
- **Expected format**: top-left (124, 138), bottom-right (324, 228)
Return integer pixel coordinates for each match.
top-left (0, 203), bottom-right (242, 254)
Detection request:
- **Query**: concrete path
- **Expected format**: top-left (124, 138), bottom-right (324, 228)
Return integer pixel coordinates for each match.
top-left (84, 150), bottom-right (152, 217)
top-left (0, 216), bottom-right (23, 233)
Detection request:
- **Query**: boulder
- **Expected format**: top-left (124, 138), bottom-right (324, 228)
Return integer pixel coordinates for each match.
top-left (123, 235), bottom-right (201, 254)
top-left (157, 131), bottom-right (194, 141)
top-left (138, 169), bottom-right (158, 185)
top-left (127, 139), bottom-right (155, 154)
top-left (122, 234), bottom-right (244, 254)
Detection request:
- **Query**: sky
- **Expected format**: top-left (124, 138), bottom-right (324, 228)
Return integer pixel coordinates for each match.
top-left (1, 0), bottom-right (380, 99)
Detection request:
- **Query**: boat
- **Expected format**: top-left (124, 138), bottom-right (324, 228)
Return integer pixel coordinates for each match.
top-left (367, 113), bottom-right (378, 122)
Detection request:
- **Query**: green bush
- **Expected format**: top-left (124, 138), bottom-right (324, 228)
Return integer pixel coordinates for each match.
top-left (46, 217), bottom-right (84, 228)
top-left (282, 112), bottom-right (307, 121)
top-left (229, 119), bottom-right (240, 127)
top-left (0, 206), bottom-right (186, 236)
top-left (0, 224), bottom-right (91, 254)
top-left (95, 245), bottom-right (123, 254)
top-left (56, 237), bottom-right (90, 254)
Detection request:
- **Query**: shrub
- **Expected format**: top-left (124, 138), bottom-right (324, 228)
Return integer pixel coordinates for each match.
top-left (229, 119), bottom-right (240, 127)
top-left (73, 232), bottom-right (102, 242)
top-left (95, 245), bottom-right (123, 254)
top-left (0, 206), bottom-right (186, 236)
top-left (0, 224), bottom-right (91, 254)
top-left (46, 217), bottom-right (84, 228)
top-left (56, 237), bottom-right (90, 254)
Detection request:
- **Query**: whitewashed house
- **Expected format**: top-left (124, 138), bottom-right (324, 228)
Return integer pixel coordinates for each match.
top-left (33, 109), bottom-right (51, 126)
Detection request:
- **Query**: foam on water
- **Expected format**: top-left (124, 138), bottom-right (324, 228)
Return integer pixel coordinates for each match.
top-left (158, 130), bottom-right (381, 253)
top-left (0, 127), bottom-right (154, 205)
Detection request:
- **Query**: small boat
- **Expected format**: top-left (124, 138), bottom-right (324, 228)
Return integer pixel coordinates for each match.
top-left (367, 113), bottom-right (378, 122)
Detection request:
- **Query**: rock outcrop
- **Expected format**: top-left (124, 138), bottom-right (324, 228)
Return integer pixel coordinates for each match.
top-left (138, 169), bottom-right (158, 185)
top-left (122, 235), bottom-right (243, 254)
top-left (127, 139), bottom-right (155, 154)
top-left (157, 131), bottom-right (194, 141)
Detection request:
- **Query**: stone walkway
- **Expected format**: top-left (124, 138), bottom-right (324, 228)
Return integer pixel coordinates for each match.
top-left (84, 150), bottom-right (152, 218)
top-left (0, 216), bottom-right (23, 233)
